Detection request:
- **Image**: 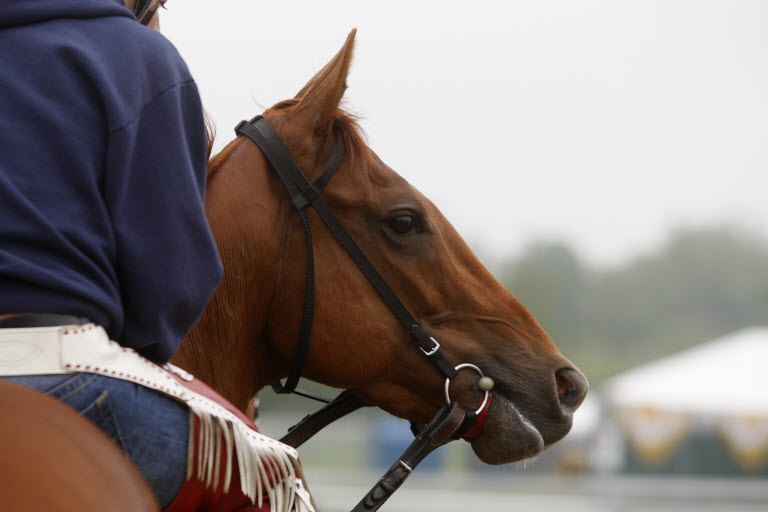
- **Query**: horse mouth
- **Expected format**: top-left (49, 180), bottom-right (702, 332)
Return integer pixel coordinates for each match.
top-left (467, 390), bottom-right (546, 465)
top-left (457, 358), bottom-right (584, 464)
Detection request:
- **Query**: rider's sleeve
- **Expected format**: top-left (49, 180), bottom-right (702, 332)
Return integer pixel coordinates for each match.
top-left (103, 79), bottom-right (223, 363)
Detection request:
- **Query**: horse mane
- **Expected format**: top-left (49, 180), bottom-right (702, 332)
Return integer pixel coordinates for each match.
top-left (204, 108), bottom-right (216, 158)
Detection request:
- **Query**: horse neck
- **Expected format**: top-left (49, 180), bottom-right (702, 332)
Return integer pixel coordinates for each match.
top-left (174, 140), bottom-right (288, 411)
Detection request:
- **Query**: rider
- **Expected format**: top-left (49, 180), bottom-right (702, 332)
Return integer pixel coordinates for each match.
top-left (0, 0), bottom-right (222, 507)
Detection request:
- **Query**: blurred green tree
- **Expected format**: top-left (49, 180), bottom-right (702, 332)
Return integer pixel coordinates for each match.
top-left (500, 242), bottom-right (589, 352)
top-left (499, 226), bottom-right (768, 382)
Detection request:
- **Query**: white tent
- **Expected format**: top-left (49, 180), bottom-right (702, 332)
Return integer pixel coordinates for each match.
top-left (603, 328), bottom-right (768, 470)
top-left (605, 327), bottom-right (768, 416)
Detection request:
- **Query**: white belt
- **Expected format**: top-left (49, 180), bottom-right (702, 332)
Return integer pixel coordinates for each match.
top-left (0, 324), bottom-right (314, 512)
top-left (0, 323), bottom-right (167, 378)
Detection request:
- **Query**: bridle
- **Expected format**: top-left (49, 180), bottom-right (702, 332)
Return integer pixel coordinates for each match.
top-left (235, 116), bottom-right (496, 511)
top-left (125, 7), bottom-right (494, 509)
top-left (132, 0), bottom-right (165, 26)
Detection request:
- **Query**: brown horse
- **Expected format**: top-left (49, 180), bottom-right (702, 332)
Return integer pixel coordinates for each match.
top-left (0, 29), bottom-right (587, 512)
top-left (175, 29), bottom-right (588, 467)
top-left (0, 381), bottom-right (159, 511)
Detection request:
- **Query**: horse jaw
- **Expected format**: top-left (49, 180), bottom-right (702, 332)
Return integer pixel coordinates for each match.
top-left (468, 392), bottom-right (545, 464)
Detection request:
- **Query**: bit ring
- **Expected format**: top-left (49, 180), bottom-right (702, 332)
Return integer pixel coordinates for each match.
top-left (444, 363), bottom-right (491, 415)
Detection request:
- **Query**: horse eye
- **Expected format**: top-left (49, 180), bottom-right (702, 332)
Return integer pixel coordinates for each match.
top-left (389, 215), bottom-right (419, 236)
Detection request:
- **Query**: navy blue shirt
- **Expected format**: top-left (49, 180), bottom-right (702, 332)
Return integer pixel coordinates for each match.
top-left (0, 0), bottom-right (223, 362)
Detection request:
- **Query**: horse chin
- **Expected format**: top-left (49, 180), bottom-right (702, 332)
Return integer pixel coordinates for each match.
top-left (468, 392), bottom-right (545, 465)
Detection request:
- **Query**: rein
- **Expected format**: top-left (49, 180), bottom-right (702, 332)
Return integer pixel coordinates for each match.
top-left (235, 117), bottom-right (495, 511)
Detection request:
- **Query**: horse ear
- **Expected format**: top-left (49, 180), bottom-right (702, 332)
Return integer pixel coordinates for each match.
top-left (294, 59), bottom-right (332, 99)
top-left (290, 29), bottom-right (356, 137)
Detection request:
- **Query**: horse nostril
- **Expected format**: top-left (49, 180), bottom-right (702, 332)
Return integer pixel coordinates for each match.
top-left (556, 372), bottom-right (572, 400)
top-left (554, 367), bottom-right (588, 412)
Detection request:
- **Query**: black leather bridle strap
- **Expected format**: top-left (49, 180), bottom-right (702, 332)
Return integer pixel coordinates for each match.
top-left (235, 116), bottom-right (457, 381)
top-left (280, 390), bottom-right (367, 448)
top-left (235, 119), bottom-right (344, 395)
top-left (291, 143), bottom-right (344, 210)
top-left (270, 200), bottom-right (315, 395)
top-left (352, 402), bottom-right (470, 512)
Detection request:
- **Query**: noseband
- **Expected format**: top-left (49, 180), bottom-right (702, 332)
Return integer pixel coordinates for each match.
top-left (235, 117), bottom-right (495, 511)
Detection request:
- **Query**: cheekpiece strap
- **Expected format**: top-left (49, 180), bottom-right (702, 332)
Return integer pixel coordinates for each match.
top-left (235, 116), bottom-right (458, 386)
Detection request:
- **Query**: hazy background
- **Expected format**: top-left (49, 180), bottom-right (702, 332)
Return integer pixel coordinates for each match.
top-left (162, 2), bottom-right (768, 510)
top-left (163, 0), bottom-right (768, 379)
top-left (164, 0), bottom-right (768, 268)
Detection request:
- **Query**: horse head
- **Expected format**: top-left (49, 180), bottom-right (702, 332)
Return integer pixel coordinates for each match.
top-left (182, 30), bottom-right (587, 466)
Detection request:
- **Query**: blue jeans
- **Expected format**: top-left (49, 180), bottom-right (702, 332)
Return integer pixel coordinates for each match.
top-left (2, 373), bottom-right (189, 508)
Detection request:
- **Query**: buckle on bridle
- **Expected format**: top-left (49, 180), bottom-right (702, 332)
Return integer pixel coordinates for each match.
top-left (420, 337), bottom-right (441, 356)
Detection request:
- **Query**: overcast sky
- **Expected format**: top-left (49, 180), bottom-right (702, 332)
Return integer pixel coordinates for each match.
top-left (163, 1), bottom-right (768, 266)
